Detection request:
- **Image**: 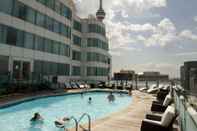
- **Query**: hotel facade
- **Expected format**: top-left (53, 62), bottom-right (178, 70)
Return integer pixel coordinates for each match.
top-left (0, 0), bottom-right (111, 84)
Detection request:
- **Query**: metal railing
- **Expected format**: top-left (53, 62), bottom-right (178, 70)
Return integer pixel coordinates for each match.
top-left (69, 116), bottom-right (78, 131)
top-left (78, 113), bottom-right (91, 131)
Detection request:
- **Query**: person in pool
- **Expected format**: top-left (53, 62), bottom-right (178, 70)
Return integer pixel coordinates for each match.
top-left (30, 113), bottom-right (44, 122)
top-left (107, 92), bottom-right (115, 102)
top-left (88, 97), bottom-right (92, 104)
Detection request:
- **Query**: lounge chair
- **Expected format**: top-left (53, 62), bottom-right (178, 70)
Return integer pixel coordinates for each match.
top-left (156, 88), bottom-right (170, 102)
top-left (147, 84), bottom-right (159, 94)
top-left (141, 106), bottom-right (177, 131)
top-left (151, 93), bottom-right (173, 112)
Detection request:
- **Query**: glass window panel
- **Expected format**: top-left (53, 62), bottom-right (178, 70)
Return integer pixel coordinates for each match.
top-left (0, 56), bottom-right (9, 75)
top-left (54, 1), bottom-right (61, 14)
top-left (46, 0), bottom-right (54, 9)
top-left (13, 1), bottom-right (27, 20)
top-left (44, 39), bottom-right (52, 53)
top-left (0, 0), bottom-right (13, 14)
top-left (36, 12), bottom-right (45, 27)
top-left (54, 21), bottom-right (60, 33)
top-left (59, 43), bottom-right (65, 55)
top-left (53, 41), bottom-right (59, 55)
top-left (35, 36), bottom-right (44, 51)
top-left (0, 25), bottom-right (7, 44)
top-left (45, 16), bottom-right (54, 31)
top-left (16, 30), bottom-right (24, 47)
top-left (26, 8), bottom-right (36, 24)
top-left (24, 32), bottom-right (34, 49)
top-left (6, 27), bottom-right (17, 46)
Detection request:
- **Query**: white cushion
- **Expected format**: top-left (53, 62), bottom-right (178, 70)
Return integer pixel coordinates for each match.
top-left (163, 94), bottom-right (172, 106)
top-left (143, 119), bottom-right (161, 125)
top-left (161, 106), bottom-right (175, 127)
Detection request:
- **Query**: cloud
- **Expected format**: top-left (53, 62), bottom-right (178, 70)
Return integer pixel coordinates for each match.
top-left (179, 30), bottom-right (197, 41)
top-left (74, 0), bottom-right (167, 17)
top-left (142, 18), bottom-right (178, 47)
top-left (194, 16), bottom-right (197, 22)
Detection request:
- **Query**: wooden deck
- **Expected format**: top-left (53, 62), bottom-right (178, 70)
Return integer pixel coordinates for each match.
top-left (71, 91), bottom-right (154, 131)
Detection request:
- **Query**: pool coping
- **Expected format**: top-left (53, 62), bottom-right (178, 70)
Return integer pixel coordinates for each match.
top-left (0, 89), bottom-right (128, 109)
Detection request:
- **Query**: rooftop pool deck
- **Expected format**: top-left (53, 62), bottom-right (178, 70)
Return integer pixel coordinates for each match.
top-left (0, 89), bottom-right (154, 131)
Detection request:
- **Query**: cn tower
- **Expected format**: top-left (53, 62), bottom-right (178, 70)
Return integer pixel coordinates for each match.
top-left (96, 0), bottom-right (106, 21)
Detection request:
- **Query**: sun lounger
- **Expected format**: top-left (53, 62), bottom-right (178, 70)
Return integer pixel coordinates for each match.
top-left (141, 106), bottom-right (177, 131)
top-left (151, 93), bottom-right (173, 112)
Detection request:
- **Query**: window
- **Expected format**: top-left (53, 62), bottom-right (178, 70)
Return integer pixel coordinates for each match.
top-left (54, 21), bottom-right (60, 33)
top-left (0, 56), bottom-right (9, 75)
top-left (73, 20), bottom-right (82, 32)
top-left (54, 1), bottom-right (61, 14)
top-left (72, 66), bottom-right (81, 76)
top-left (34, 60), bottom-right (43, 75)
top-left (35, 36), bottom-right (44, 51)
top-left (45, 16), bottom-right (54, 31)
top-left (6, 27), bottom-right (17, 46)
top-left (61, 5), bottom-right (72, 20)
top-left (43, 61), bottom-right (51, 75)
top-left (0, 25), bottom-right (7, 44)
top-left (16, 30), bottom-right (24, 47)
top-left (51, 62), bottom-right (58, 75)
top-left (13, 1), bottom-right (27, 20)
top-left (73, 35), bottom-right (81, 47)
top-left (45, 0), bottom-right (54, 9)
top-left (24, 32), bottom-right (34, 49)
top-left (36, 12), bottom-right (45, 27)
top-left (88, 24), bottom-right (106, 36)
top-left (65, 45), bottom-right (70, 57)
top-left (0, 0), bottom-right (13, 14)
top-left (26, 8), bottom-right (36, 24)
top-left (44, 39), bottom-right (53, 53)
top-left (52, 41), bottom-right (59, 55)
top-left (72, 50), bottom-right (81, 61)
top-left (60, 24), bottom-right (71, 39)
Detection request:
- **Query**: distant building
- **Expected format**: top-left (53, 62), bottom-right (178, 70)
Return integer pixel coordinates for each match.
top-left (138, 71), bottom-right (169, 81)
top-left (114, 70), bottom-right (135, 81)
top-left (180, 61), bottom-right (197, 94)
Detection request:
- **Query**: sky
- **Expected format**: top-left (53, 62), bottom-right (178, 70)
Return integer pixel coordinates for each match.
top-left (73, 0), bottom-right (197, 78)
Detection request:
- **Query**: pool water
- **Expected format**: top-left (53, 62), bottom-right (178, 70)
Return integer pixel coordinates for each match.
top-left (0, 92), bottom-right (132, 131)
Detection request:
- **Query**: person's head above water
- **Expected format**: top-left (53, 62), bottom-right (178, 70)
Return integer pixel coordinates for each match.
top-left (89, 97), bottom-right (92, 101)
top-left (31, 112), bottom-right (43, 121)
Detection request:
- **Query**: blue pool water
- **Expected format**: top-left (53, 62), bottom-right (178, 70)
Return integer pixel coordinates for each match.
top-left (0, 91), bottom-right (132, 131)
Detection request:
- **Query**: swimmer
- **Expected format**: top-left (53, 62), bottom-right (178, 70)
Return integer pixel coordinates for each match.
top-left (107, 92), bottom-right (115, 102)
top-left (30, 113), bottom-right (44, 122)
top-left (88, 97), bottom-right (92, 104)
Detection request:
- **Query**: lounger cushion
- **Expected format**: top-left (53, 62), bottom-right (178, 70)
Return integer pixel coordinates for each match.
top-left (142, 119), bottom-right (161, 126)
top-left (161, 106), bottom-right (175, 127)
top-left (163, 94), bottom-right (172, 106)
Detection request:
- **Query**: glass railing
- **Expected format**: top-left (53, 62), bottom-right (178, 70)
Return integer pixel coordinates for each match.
top-left (173, 86), bottom-right (197, 131)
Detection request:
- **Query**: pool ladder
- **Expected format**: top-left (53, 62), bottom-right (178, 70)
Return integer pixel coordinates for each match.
top-left (69, 113), bottom-right (91, 131)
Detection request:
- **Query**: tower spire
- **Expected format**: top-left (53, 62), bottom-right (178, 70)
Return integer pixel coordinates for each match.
top-left (96, 0), bottom-right (105, 22)
top-left (100, 0), bottom-right (102, 9)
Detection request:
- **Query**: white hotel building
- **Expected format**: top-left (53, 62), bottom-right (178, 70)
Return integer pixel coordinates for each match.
top-left (0, 0), bottom-right (111, 84)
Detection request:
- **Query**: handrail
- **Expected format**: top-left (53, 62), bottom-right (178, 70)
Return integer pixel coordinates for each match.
top-left (78, 113), bottom-right (91, 131)
top-left (69, 116), bottom-right (78, 131)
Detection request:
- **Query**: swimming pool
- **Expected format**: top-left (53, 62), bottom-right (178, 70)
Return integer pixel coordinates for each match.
top-left (0, 91), bottom-right (132, 131)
